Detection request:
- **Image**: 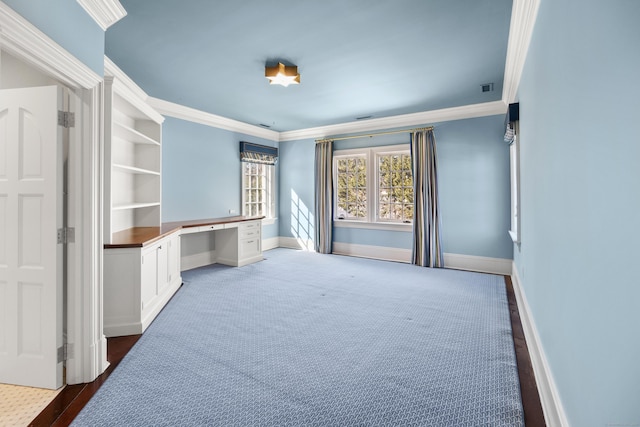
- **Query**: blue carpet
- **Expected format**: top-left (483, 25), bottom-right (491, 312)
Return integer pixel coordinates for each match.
top-left (72, 249), bottom-right (524, 426)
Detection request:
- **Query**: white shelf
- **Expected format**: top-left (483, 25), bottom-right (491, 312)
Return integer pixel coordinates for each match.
top-left (113, 164), bottom-right (160, 175)
top-left (113, 121), bottom-right (160, 146)
top-left (104, 65), bottom-right (163, 243)
top-left (112, 202), bottom-right (161, 211)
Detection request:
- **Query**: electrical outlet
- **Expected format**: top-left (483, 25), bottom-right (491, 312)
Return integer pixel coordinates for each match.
top-left (229, 209), bottom-right (237, 214)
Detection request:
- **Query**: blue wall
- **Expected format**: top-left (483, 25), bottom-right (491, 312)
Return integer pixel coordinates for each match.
top-left (279, 115), bottom-right (512, 259)
top-left (278, 138), bottom-right (316, 245)
top-left (162, 117), bottom-right (279, 239)
top-left (515, 1), bottom-right (640, 425)
top-left (2, 0), bottom-right (105, 75)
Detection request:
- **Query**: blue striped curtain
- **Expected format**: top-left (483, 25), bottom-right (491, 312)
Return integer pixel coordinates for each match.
top-left (314, 140), bottom-right (333, 254)
top-left (410, 129), bottom-right (443, 267)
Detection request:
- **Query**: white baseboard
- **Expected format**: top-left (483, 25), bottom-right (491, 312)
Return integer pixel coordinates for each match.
top-left (278, 236), bottom-right (315, 251)
top-left (262, 237), bottom-right (280, 251)
top-left (181, 251), bottom-right (216, 271)
top-left (331, 242), bottom-right (512, 275)
top-left (511, 265), bottom-right (569, 427)
top-left (444, 253), bottom-right (512, 275)
top-left (332, 242), bottom-right (411, 263)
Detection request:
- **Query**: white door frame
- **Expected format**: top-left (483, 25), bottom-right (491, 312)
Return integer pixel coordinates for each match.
top-left (0, 3), bottom-right (108, 383)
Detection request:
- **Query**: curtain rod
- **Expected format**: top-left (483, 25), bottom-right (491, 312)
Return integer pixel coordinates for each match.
top-left (315, 126), bottom-right (434, 144)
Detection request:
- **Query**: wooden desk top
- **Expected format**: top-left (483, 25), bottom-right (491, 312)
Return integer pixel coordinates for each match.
top-left (105, 215), bottom-right (265, 249)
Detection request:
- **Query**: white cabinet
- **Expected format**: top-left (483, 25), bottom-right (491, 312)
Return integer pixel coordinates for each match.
top-left (103, 58), bottom-right (164, 244)
top-left (104, 231), bottom-right (182, 337)
top-left (215, 220), bottom-right (263, 267)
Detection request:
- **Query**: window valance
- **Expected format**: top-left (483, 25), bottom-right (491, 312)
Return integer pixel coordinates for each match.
top-left (240, 141), bottom-right (278, 165)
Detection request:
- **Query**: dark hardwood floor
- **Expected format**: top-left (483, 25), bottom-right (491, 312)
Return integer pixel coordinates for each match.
top-left (28, 335), bottom-right (141, 427)
top-left (506, 276), bottom-right (546, 426)
top-left (29, 276), bottom-right (545, 426)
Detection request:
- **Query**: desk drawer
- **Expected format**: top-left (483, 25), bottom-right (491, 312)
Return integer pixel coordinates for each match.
top-left (239, 221), bottom-right (261, 239)
top-left (239, 237), bottom-right (261, 258)
top-left (198, 224), bottom-right (224, 232)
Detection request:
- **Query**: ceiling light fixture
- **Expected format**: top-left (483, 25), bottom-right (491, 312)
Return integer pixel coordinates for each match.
top-left (265, 62), bottom-right (300, 87)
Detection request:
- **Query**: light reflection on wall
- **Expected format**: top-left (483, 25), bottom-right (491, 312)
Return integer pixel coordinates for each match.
top-left (290, 189), bottom-right (314, 251)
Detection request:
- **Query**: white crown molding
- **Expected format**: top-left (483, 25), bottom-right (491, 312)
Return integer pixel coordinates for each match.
top-left (76, 0), bottom-right (127, 31)
top-left (278, 100), bottom-right (507, 142)
top-left (105, 56), bottom-right (149, 102)
top-left (147, 96), bottom-right (280, 142)
top-left (502, 0), bottom-right (541, 103)
top-left (0, 1), bottom-right (101, 89)
top-left (511, 265), bottom-right (569, 427)
top-left (104, 56), bottom-right (164, 123)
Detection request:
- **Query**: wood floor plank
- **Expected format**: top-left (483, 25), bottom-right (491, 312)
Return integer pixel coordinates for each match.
top-left (505, 276), bottom-right (546, 427)
top-left (29, 335), bottom-right (141, 427)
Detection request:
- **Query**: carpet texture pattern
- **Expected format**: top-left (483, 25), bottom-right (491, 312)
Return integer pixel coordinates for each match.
top-left (72, 249), bottom-right (524, 426)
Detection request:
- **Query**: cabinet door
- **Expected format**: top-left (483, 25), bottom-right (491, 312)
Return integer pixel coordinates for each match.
top-left (141, 246), bottom-right (158, 312)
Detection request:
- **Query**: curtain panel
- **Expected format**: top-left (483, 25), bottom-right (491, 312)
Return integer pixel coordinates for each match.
top-left (410, 129), bottom-right (443, 267)
top-left (314, 140), bottom-right (333, 254)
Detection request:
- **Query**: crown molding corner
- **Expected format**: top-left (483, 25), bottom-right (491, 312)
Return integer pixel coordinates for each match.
top-left (279, 100), bottom-right (507, 142)
top-left (502, 0), bottom-right (541, 104)
top-left (76, 0), bottom-right (127, 31)
top-left (104, 56), bottom-right (148, 101)
top-left (0, 1), bottom-right (102, 88)
top-left (147, 97), bottom-right (280, 142)
top-left (104, 56), bottom-right (164, 123)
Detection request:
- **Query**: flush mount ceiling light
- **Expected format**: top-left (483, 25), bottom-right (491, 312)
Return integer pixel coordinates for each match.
top-left (265, 62), bottom-right (300, 87)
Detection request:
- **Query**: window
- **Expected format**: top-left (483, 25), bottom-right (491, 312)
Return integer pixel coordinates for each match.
top-left (334, 145), bottom-right (413, 228)
top-left (509, 133), bottom-right (520, 243)
top-left (335, 154), bottom-right (367, 220)
top-left (378, 153), bottom-right (413, 223)
top-left (242, 162), bottom-right (275, 218)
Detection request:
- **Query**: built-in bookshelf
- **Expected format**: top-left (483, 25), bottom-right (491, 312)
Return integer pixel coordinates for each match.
top-left (103, 58), bottom-right (164, 244)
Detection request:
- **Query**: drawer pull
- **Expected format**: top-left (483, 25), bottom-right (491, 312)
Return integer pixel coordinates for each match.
top-left (246, 240), bottom-right (254, 244)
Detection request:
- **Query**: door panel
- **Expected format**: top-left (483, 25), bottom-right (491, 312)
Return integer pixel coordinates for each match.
top-left (0, 85), bottom-right (63, 389)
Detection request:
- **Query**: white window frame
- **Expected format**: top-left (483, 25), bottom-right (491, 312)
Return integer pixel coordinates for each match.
top-left (508, 131), bottom-right (521, 243)
top-left (333, 144), bottom-right (413, 231)
top-left (241, 162), bottom-right (276, 221)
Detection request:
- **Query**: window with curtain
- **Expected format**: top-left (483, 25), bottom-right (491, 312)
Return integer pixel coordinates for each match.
top-left (240, 141), bottom-right (276, 219)
top-left (333, 144), bottom-right (413, 227)
top-left (508, 132), bottom-right (520, 243)
top-left (242, 162), bottom-right (275, 218)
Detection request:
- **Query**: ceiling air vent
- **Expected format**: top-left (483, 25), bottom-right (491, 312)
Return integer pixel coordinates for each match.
top-left (258, 123), bottom-right (271, 128)
top-left (356, 115), bottom-right (373, 120)
top-left (481, 83), bottom-right (494, 93)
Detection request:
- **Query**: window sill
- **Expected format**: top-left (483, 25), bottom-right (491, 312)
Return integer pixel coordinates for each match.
top-left (508, 229), bottom-right (520, 244)
top-left (333, 220), bottom-right (412, 232)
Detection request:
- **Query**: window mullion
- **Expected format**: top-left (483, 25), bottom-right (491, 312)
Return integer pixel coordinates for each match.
top-left (367, 149), bottom-right (375, 223)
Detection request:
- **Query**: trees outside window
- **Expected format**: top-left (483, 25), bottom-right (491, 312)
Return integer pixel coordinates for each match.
top-left (242, 162), bottom-right (274, 218)
top-left (334, 145), bottom-right (413, 226)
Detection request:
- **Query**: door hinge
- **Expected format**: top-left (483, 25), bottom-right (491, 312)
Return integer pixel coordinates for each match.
top-left (57, 227), bottom-right (75, 244)
top-left (57, 110), bottom-right (75, 128)
top-left (57, 343), bottom-right (73, 363)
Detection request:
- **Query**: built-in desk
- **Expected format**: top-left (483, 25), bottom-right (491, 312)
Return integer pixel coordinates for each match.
top-left (103, 216), bottom-right (264, 337)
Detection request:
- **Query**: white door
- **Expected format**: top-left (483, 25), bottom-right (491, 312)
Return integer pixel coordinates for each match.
top-left (0, 85), bottom-right (64, 389)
